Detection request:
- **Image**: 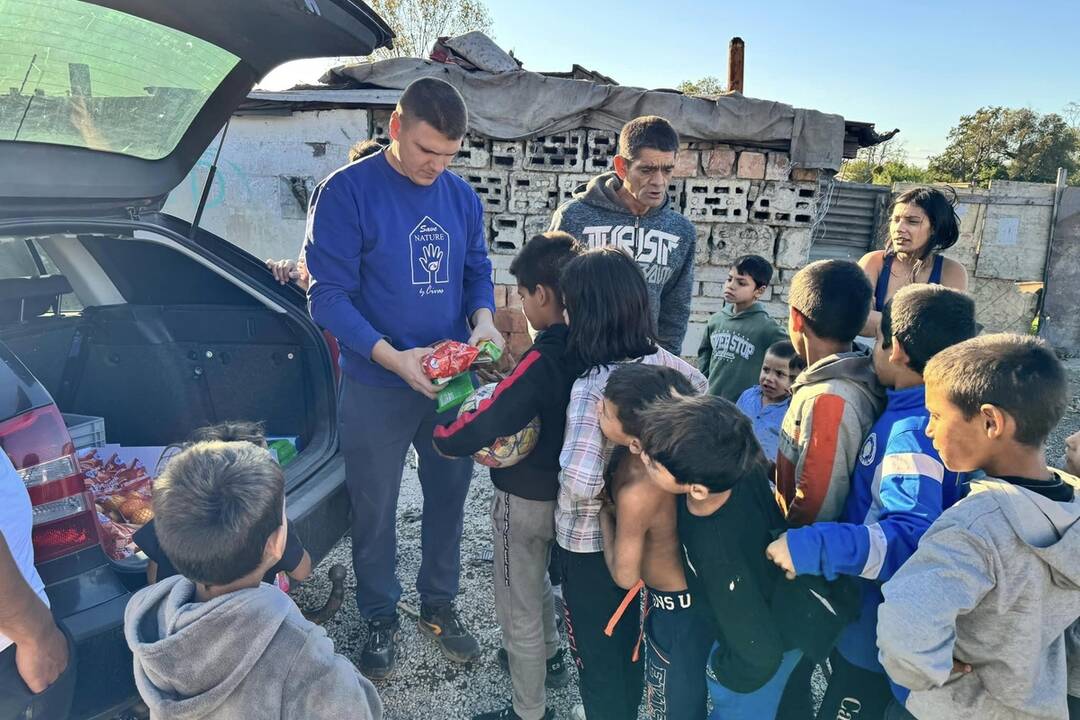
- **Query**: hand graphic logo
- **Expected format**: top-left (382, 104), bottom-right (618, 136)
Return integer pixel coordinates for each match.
top-left (419, 243), bottom-right (444, 282)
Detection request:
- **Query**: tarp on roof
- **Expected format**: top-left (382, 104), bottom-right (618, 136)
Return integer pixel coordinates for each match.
top-left (324, 58), bottom-right (846, 170)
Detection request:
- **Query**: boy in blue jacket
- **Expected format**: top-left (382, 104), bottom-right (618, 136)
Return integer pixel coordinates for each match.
top-left (766, 284), bottom-right (977, 718)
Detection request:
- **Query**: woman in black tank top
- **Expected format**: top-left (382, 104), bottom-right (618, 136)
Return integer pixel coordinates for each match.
top-left (858, 187), bottom-right (969, 337)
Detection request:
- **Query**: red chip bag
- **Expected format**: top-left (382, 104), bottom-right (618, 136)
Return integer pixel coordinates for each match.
top-left (422, 340), bottom-right (480, 380)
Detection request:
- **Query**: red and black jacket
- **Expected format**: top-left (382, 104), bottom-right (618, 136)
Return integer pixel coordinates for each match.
top-left (433, 324), bottom-right (575, 501)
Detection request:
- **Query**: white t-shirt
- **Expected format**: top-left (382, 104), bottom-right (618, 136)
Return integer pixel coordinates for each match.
top-left (0, 451), bottom-right (49, 653)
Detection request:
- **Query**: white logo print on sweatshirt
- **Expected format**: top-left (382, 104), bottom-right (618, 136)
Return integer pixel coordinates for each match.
top-left (581, 225), bottom-right (681, 285)
top-left (410, 216), bottom-right (450, 293)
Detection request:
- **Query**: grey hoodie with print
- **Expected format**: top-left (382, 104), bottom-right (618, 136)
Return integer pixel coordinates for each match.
top-left (878, 473), bottom-right (1080, 720)
top-left (548, 171), bottom-right (696, 355)
top-left (124, 575), bottom-right (382, 720)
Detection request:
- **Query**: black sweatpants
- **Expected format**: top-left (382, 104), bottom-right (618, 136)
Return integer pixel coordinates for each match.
top-left (559, 548), bottom-right (643, 720)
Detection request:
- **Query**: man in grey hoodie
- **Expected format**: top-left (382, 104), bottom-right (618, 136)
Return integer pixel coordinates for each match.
top-left (549, 116), bottom-right (696, 354)
top-left (878, 334), bottom-right (1080, 720)
top-left (124, 441), bottom-right (382, 720)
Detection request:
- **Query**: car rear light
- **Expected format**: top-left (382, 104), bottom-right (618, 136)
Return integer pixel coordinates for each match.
top-left (0, 405), bottom-right (103, 563)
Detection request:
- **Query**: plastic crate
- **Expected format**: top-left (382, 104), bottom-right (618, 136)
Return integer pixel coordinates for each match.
top-left (62, 413), bottom-right (106, 452)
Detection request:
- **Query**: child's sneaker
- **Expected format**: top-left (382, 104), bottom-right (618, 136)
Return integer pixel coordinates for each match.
top-left (472, 706), bottom-right (554, 720)
top-left (418, 602), bottom-right (480, 663)
top-left (496, 647), bottom-right (570, 688)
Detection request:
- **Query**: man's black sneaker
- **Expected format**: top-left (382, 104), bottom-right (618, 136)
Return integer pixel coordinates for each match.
top-left (496, 647), bottom-right (570, 689)
top-left (472, 705), bottom-right (555, 720)
top-left (359, 617), bottom-right (400, 681)
top-left (418, 603), bottom-right (480, 663)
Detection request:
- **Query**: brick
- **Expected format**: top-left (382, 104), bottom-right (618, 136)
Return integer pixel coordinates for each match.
top-left (775, 228), bottom-right (813, 269)
top-left (525, 130), bottom-right (586, 172)
top-left (791, 167), bottom-right (820, 183)
top-left (491, 140), bottom-right (525, 170)
top-left (450, 134), bottom-right (490, 168)
top-left (557, 174), bottom-right (593, 205)
top-left (462, 170), bottom-right (508, 213)
top-left (493, 285), bottom-right (507, 308)
top-left (667, 178), bottom-right (686, 212)
top-left (524, 214), bottom-right (551, 240)
top-left (509, 331), bottom-right (533, 358)
top-left (701, 281), bottom-right (726, 298)
top-left (703, 149), bottom-right (737, 177)
top-left (692, 224), bottom-right (712, 266)
top-left (674, 150), bottom-right (700, 177)
top-left (684, 178), bottom-right (751, 223)
top-left (507, 286), bottom-right (523, 308)
top-left (765, 153), bottom-right (792, 181)
top-left (490, 214), bottom-right (526, 254)
top-left (737, 151), bottom-right (766, 180)
top-left (585, 129), bottom-right (619, 173)
top-left (509, 171), bottom-right (559, 214)
top-left (494, 308), bottom-right (516, 333)
top-left (749, 182), bottom-right (818, 227)
top-left (709, 224), bottom-right (776, 267)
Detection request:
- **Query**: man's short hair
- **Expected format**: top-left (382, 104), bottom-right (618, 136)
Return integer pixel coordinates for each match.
top-left (733, 254), bottom-right (774, 288)
top-left (153, 441), bottom-right (284, 586)
top-left (924, 333), bottom-right (1067, 448)
top-left (604, 364), bottom-right (697, 438)
top-left (788, 259), bottom-right (872, 343)
top-left (766, 340), bottom-right (807, 374)
top-left (639, 395), bottom-right (768, 493)
top-left (397, 78), bottom-right (468, 139)
top-left (881, 285), bottom-right (976, 374)
top-left (509, 231), bottom-right (582, 296)
top-left (348, 139), bottom-right (385, 163)
top-left (618, 116), bottom-right (680, 161)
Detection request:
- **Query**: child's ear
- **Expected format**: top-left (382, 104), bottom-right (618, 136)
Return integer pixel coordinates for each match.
top-left (980, 403), bottom-right (1009, 440)
top-left (754, 284), bottom-right (767, 300)
top-left (789, 307), bottom-right (805, 333)
top-left (888, 336), bottom-right (910, 366)
top-left (265, 521), bottom-right (287, 563)
top-left (688, 484), bottom-right (711, 501)
top-left (628, 437), bottom-right (643, 455)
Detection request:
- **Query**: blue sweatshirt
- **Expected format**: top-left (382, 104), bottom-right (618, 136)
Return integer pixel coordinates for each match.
top-left (735, 384), bottom-right (789, 462)
top-left (304, 151), bottom-right (495, 386)
top-left (785, 384), bottom-right (967, 672)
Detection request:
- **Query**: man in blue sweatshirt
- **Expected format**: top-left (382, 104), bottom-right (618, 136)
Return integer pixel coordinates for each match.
top-left (765, 285), bottom-right (977, 719)
top-left (304, 78), bottom-right (501, 680)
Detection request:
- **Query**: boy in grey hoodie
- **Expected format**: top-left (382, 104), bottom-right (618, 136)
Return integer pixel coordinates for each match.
top-left (124, 441), bottom-right (382, 720)
top-left (878, 334), bottom-right (1080, 720)
top-left (548, 116), bottom-right (696, 355)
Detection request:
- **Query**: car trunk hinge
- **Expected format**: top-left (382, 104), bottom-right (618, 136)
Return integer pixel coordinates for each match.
top-left (189, 118), bottom-right (231, 240)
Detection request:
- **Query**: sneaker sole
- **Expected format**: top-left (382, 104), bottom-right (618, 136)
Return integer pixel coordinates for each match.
top-left (359, 663), bottom-right (396, 682)
top-left (417, 619), bottom-right (479, 664)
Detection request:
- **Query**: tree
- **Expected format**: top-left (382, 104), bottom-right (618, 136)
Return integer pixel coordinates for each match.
top-left (678, 76), bottom-right (725, 96)
top-left (365, 0), bottom-right (494, 60)
top-left (839, 139), bottom-right (930, 185)
top-left (929, 106), bottom-right (1078, 186)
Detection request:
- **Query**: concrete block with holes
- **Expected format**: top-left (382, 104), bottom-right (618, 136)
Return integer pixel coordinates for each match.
top-left (509, 171), bottom-right (559, 214)
top-left (749, 182), bottom-right (818, 227)
top-left (462, 169), bottom-right (508, 213)
top-left (709, 224), bottom-right (776, 267)
top-left (775, 228), bottom-right (813, 269)
top-left (490, 214), bottom-right (526, 255)
top-left (586, 129), bottom-right (619, 173)
top-left (557, 173), bottom-right (593, 205)
top-left (525, 130), bottom-right (586, 172)
top-left (451, 135), bottom-right (490, 168)
top-left (491, 140), bottom-right (525, 170)
top-left (370, 110), bottom-right (392, 144)
top-left (684, 178), bottom-right (751, 223)
top-left (692, 224), bottom-right (712, 266)
top-left (524, 214), bottom-right (551, 239)
top-left (667, 178), bottom-right (687, 212)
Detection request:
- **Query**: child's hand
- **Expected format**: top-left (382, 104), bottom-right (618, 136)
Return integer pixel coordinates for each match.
top-left (766, 533), bottom-right (797, 580)
top-left (1065, 431), bottom-right (1080, 476)
top-left (951, 658), bottom-right (972, 675)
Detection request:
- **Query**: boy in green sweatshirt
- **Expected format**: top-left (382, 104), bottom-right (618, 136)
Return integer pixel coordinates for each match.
top-left (698, 254), bottom-right (787, 402)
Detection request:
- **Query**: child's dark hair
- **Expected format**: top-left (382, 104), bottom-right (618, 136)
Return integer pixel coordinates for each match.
top-left (509, 231), bottom-right (582, 297)
top-left (604, 364), bottom-right (697, 438)
top-left (788, 259), bottom-right (872, 343)
top-left (639, 395), bottom-right (768, 493)
top-left (885, 187), bottom-right (960, 261)
top-left (618, 115), bottom-right (680, 160)
top-left (733, 254), bottom-right (774, 288)
top-left (880, 285), bottom-right (976, 374)
top-left (159, 421), bottom-right (268, 474)
top-left (347, 139), bottom-right (385, 163)
top-left (562, 247), bottom-right (657, 371)
top-left (924, 333), bottom-right (1067, 448)
top-left (766, 340), bottom-right (807, 374)
top-left (153, 441), bottom-right (284, 586)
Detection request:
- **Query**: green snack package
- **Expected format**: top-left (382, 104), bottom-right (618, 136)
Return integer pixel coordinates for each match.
top-left (478, 339), bottom-right (503, 364)
top-left (437, 373), bottom-right (476, 413)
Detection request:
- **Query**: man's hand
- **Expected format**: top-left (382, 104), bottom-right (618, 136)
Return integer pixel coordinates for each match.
top-left (1065, 430), bottom-right (1080, 476)
top-left (766, 533), bottom-right (797, 580)
top-left (468, 309), bottom-right (505, 351)
top-left (372, 343), bottom-right (438, 399)
top-left (15, 621), bottom-right (68, 694)
top-left (266, 258), bottom-right (299, 285)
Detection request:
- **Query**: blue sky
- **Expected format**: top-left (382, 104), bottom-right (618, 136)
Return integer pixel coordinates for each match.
top-left (260, 0), bottom-right (1079, 164)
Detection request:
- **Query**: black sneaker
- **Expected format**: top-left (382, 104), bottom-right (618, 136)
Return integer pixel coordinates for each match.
top-left (496, 647), bottom-right (570, 689)
top-left (359, 617), bottom-right (400, 680)
top-left (418, 603), bottom-right (480, 663)
top-left (472, 705), bottom-right (554, 720)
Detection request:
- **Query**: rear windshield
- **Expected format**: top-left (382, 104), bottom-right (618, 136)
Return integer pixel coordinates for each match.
top-left (0, 0), bottom-right (239, 160)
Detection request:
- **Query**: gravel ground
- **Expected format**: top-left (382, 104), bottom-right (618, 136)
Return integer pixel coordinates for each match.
top-left (291, 359), bottom-right (1080, 720)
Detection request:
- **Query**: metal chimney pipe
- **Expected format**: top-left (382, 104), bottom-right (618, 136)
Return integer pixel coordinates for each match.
top-left (728, 37), bottom-right (745, 94)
